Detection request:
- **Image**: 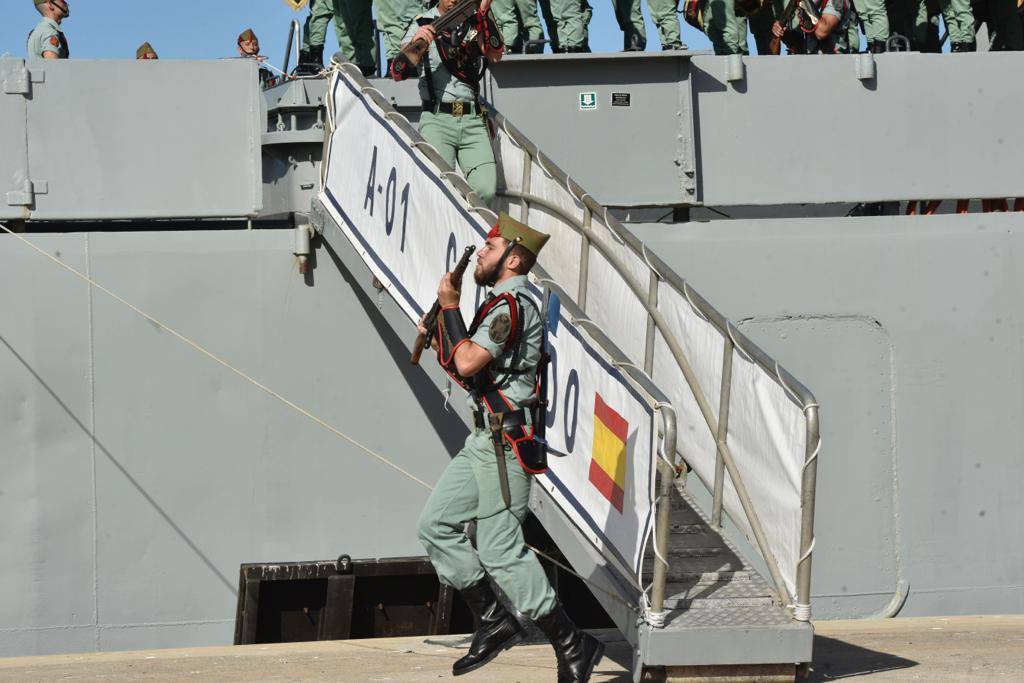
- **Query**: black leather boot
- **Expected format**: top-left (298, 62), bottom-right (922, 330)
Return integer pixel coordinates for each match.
top-left (535, 603), bottom-right (605, 683)
top-left (951, 41), bottom-right (976, 52)
top-left (452, 580), bottom-right (524, 676)
top-left (295, 45), bottom-right (323, 76)
top-left (868, 39), bottom-right (887, 53)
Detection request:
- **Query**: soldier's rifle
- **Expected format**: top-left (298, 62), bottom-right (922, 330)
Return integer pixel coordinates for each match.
top-left (411, 246), bottom-right (476, 365)
top-left (768, 0), bottom-right (801, 55)
top-left (391, 0), bottom-right (481, 79)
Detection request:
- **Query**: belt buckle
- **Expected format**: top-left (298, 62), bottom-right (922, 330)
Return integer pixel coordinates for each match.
top-left (452, 101), bottom-right (464, 117)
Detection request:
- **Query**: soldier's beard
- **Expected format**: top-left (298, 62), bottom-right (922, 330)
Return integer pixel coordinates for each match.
top-left (474, 261), bottom-right (499, 287)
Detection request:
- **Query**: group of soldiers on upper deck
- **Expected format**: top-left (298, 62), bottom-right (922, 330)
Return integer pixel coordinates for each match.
top-left (25, 0), bottom-right (1024, 67)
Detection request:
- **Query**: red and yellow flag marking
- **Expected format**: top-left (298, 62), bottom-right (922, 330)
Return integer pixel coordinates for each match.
top-left (589, 393), bottom-right (628, 513)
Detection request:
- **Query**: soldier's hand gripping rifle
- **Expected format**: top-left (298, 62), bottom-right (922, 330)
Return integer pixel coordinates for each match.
top-left (411, 246), bottom-right (476, 365)
top-left (390, 0), bottom-right (481, 80)
top-left (768, 0), bottom-right (801, 55)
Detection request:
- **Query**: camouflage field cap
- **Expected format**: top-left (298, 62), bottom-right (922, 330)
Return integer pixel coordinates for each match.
top-left (488, 212), bottom-right (550, 256)
top-left (136, 42), bottom-right (157, 59)
top-left (238, 28), bottom-right (257, 44)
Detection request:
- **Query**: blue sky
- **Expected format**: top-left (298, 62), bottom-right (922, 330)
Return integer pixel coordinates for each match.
top-left (1, 0), bottom-right (715, 66)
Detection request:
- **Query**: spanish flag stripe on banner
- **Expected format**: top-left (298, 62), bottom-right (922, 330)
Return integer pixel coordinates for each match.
top-left (589, 459), bottom-right (625, 511)
top-left (589, 393), bottom-right (628, 513)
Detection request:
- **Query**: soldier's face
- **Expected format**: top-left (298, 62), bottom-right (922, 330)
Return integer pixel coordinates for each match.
top-left (474, 236), bottom-right (507, 286)
top-left (141, 54), bottom-right (157, 60)
top-left (438, 0), bottom-right (457, 14)
top-left (239, 39), bottom-right (259, 56)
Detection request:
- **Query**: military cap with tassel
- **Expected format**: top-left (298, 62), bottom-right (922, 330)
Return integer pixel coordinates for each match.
top-left (237, 28), bottom-right (257, 44)
top-left (487, 212), bottom-right (550, 256)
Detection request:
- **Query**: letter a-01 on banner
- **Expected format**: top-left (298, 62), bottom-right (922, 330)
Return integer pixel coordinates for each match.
top-left (319, 70), bottom-right (658, 585)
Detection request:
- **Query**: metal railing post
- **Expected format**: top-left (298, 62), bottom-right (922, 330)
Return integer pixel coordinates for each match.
top-left (578, 208), bottom-right (591, 311)
top-left (282, 19), bottom-right (300, 76)
top-left (712, 337), bottom-right (734, 528)
top-left (795, 406), bottom-right (820, 619)
top-left (650, 410), bottom-right (677, 615)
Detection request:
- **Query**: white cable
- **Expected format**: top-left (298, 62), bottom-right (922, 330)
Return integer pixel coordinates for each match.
top-left (793, 603), bottom-right (812, 621)
top-left (537, 154), bottom-right (556, 180)
top-left (726, 321), bottom-right (755, 363)
top-left (359, 85), bottom-right (387, 102)
top-left (797, 537), bottom-right (816, 564)
top-left (681, 280), bottom-right (709, 322)
top-left (641, 242), bottom-right (664, 281)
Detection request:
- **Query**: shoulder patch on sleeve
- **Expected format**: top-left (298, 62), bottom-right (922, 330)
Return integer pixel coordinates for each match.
top-left (50, 35), bottom-right (60, 47)
top-left (488, 312), bottom-right (512, 345)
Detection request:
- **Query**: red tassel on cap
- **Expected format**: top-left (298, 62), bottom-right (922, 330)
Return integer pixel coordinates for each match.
top-left (487, 223), bottom-right (501, 239)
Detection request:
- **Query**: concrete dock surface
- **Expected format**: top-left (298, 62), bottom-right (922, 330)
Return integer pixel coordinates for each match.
top-left (0, 615), bottom-right (1021, 682)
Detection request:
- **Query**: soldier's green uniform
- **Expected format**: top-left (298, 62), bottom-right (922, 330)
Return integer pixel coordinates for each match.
top-left (417, 219), bottom-right (556, 621)
top-left (704, 0), bottom-right (750, 54)
top-left (492, 0), bottom-right (546, 51)
top-left (854, 0), bottom-right (890, 51)
top-left (890, 0), bottom-right (976, 50)
top-left (547, 0), bottom-right (592, 49)
top-left (614, 0), bottom-right (684, 50)
top-left (301, 0), bottom-right (378, 69)
top-left (402, 7), bottom-right (498, 205)
top-left (27, 16), bottom-right (69, 60)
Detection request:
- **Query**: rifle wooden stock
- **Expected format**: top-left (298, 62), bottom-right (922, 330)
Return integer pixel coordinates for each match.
top-left (411, 245), bottom-right (476, 365)
top-left (768, 0), bottom-right (801, 55)
top-left (390, 0), bottom-right (480, 78)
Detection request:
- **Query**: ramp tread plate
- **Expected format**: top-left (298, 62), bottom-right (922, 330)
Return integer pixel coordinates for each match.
top-left (662, 605), bottom-right (795, 629)
top-left (662, 578), bottom-right (775, 602)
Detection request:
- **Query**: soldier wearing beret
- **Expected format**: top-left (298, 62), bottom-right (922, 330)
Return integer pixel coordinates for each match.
top-left (136, 42), bottom-right (158, 60)
top-left (27, 0), bottom-right (70, 60)
top-left (237, 28), bottom-right (274, 86)
top-left (415, 213), bottom-right (605, 682)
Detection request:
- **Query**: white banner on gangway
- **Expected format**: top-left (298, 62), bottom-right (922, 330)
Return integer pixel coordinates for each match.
top-left (320, 71), bottom-right (657, 581)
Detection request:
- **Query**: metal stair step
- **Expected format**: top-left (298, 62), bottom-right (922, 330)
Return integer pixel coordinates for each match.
top-left (660, 604), bottom-right (795, 629)
top-left (661, 579), bottom-right (777, 609)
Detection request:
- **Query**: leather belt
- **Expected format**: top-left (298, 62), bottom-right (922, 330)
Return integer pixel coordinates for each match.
top-left (473, 408), bottom-right (527, 431)
top-left (422, 100), bottom-right (479, 117)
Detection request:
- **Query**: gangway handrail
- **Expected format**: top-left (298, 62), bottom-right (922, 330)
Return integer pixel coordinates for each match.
top-left (490, 109), bottom-right (820, 620)
top-left (282, 19), bottom-right (301, 77)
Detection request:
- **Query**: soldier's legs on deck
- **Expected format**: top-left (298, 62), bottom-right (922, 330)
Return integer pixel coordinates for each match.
top-left (856, 0), bottom-right (890, 43)
top-left (303, 0), bottom-right (337, 49)
top-left (550, 0), bottom-right (588, 49)
top-left (748, 0), bottom-right (786, 54)
top-left (336, 0), bottom-right (377, 69)
top-left (614, 0), bottom-right (648, 50)
top-left (705, 0), bottom-right (750, 54)
top-left (648, 0), bottom-right (683, 47)
top-left (455, 116), bottom-right (497, 206)
top-left (936, 0), bottom-right (977, 44)
top-left (492, 0), bottom-right (524, 47)
top-left (515, 0), bottom-right (547, 47)
top-left (377, 0), bottom-right (419, 59)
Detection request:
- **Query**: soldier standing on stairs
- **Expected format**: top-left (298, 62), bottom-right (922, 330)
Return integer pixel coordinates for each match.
top-left (415, 213), bottom-right (606, 682)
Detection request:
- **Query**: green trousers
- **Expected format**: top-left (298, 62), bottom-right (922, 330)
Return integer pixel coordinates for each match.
top-left (376, 0), bottom-right (420, 58)
top-left (546, 0), bottom-right (594, 49)
top-left (889, 0), bottom-right (976, 46)
top-left (419, 110), bottom-right (497, 206)
top-left (302, 0), bottom-right (377, 66)
top-left (416, 430), bottom-right (558, 620)
top-left (613, 0), bottom-right (684, 49)
top-left (704, 0), bottom-right (750, 54)
top-left (492, 0), bottom-right (546, 50)
top-left (856, 0), bottom-right (891, 43)
top-left (985, 0), bottom-right (1023, 49)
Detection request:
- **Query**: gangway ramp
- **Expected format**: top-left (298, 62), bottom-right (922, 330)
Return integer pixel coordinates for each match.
top-left (314, 61), bottom-right (818, 680)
